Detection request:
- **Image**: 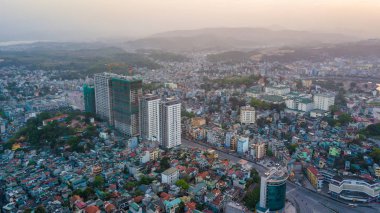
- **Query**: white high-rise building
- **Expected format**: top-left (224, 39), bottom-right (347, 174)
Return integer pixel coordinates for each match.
top-left (139, 94), bottom-right (161, 141)
top-left (240, 106), bottom-right (256, 124)
top-left (94, 73), bottom-right (113, 124)
top-left (313, 93), bottom-right (335, 111)
top-left (160, 98), bottom-right (181, 149)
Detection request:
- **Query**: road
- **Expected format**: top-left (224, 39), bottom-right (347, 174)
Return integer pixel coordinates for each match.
top-left (181, 138), bottom-right (267, 174)
top-left (181, 138), bottom-right (380, 213)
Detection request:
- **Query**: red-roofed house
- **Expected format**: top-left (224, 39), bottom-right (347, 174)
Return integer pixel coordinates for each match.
top-left (43, 114), bottom-right (68, 126)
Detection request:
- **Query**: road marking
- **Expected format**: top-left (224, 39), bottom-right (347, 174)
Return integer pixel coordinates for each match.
top-left (287, 188), bottom-right (297, 194)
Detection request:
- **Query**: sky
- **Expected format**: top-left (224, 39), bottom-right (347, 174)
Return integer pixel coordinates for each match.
top-left (1, 0), bottom-right (380, 42)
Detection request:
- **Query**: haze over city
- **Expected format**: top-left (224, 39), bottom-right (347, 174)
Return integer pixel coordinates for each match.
top-left (2, 1), bottom-right (380, 213)
top-left (1, 0), bottom-right (380, 42)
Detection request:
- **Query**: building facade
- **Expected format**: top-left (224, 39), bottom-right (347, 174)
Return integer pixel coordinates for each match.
top-left (258, 168), bottom-right (288, 213)
top-left (139, 94), bottom-right (161, 141)
top-left (329, 176), bottom-right (380, 202)
top-left (237, 137), bottom-right (249, 154)
top-left (94, 73), bottom-right (113, 124)
top-left (306, 166), bottom-right (323, 190)
top-left (160, 98), bottom-right (181, 149)
top-left (313, 93), bottom-right (335, 111)
top-left (240, 106), bottom-right (256, 124)
top-left (161, 168), bottom-right (179, 185)
top-left (94, 73), bottom-right (142, 136)
top-left (83, 84), bottom-right (96, 114)
top-left (111, 76), bottom-right (142, 136)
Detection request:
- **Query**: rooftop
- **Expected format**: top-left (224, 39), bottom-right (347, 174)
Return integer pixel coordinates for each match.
top-left (162, 167), bottom-right (178, 176)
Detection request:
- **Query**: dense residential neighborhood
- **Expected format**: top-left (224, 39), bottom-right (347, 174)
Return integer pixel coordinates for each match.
top-left (1, 47), bottom-right (380, 213)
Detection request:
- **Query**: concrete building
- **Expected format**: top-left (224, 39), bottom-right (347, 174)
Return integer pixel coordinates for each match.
top-left (240, 106), bottom-right (256, 124)
top-left (285, 97), bottom-right (314, 112)
top-left (160, 98), bottom-right (181, 149)
top-left (83, 84), bottom-right (96, 114)
top-left (306, 167), bottom-right (323, 190)
top-left (110, 76), bottom-right (142, 136)
top-left (237, 137), bottom-right (249, 154)
top-left (310, 109), bottom-right (330, 118)
top-left (374, 163), bottom-right (380, 178)
top-left (257, 167), bottom-right (288, 213)
top-left (139, 94), bottom-right (160, 141)
top-left (94, 72), bottom-right (143, 136)
top-left (191, 117), bottom-right (206, 127)
top-left (265, 85), bottom-right (290, 96)
top-left (329, 176), bottom-right (380, 202)
top-left (251, 142), bottom-right (266, 160)
top-left (313, 93), bottom-right (335, 111)
top-left (94, 73), bottom-right (113, 124)
top-left (161, 168), bottom-right (179, 185)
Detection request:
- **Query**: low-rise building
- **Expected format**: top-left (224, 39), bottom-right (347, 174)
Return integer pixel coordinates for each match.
top-left (237, 137), bottom-right (249, 154)
top-left (161, 168), bottom-right (179, 185)
top-left (240, 106), bottom-right (256, 124)
top-left (306, 167), bottom-right (323, 190)
top-left (329, 176), bottom-right (380, 202)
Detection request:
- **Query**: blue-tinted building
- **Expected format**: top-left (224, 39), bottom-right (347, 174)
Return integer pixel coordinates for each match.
top-left (237, 136), bottom-right (249, 154)
top-left (83, 84), bottom-right (96, 114)
top-left (257, 167), bottom-right (288, 213)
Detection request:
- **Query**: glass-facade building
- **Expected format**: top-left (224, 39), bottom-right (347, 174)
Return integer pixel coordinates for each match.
top-left (83, 84), bottom-right (96, 114)
top-left (258, 168), bottom-right (288, 213)
top-left (266, 180), bottom-right (287, 211)
top-left (111, 78), bottom-right (142, 137)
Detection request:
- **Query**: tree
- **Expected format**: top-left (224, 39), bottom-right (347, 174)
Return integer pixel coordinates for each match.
top-left (287, 144), bottom-right (298, 155)
top-left (176, 201), bottom-right (185, 213)
top-left (244, 187), bottom-right (260, 210)
top-left (134, 189), bottom-right (144, 196)
top-left (160, 157), bottom-right (171, 171)
top-left (369, 148), bottom-right (380, 164)
top-left (35, 206), bottom-right (47, 213)
top-left (360, 123), bottom-right (380, 137)
top-left (250, 98), bottom-right (270, 110)
top-left (139, 176), bottom-right (154, 185)
top-left (266, 149), bottom-right (273, 157)
top-left (337, 113), bottom-right (352, 126)
top-left (175, 179), bottom-right (190, 190)
top-left (124, 181), bottom-right (137, 190)
top-left (93, 175), bottom-right (105, 188)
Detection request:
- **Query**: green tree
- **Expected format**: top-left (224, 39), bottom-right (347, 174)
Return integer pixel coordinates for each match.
top-left (124, 181), bottom-right (138, 190)
top-left (337, 113), bottom-right (352, 126)
top-left (287, 144), bottom-right (298, 155)
top-left (35, 206), bottom-right (47, 213)
top-left (134, 189), bottom-right (144, 196)
top-left (266, 149), bottom-right (273, 157)
top-left (175, 179), bottom-right (190, 190)
top-left (176, 201), bottom-right (185, 213)
top-left (93, 175), bottom-right (105, 188)
top-left (160, 157), bottom-right (171, 171)
top-left (369, 148), bottom-right (380, 164)
top-left (139, 176), bottom-right (154, 185)
top-left (250, 98), bottom-right (270, 110)
top-left (244, 187), bottom-right (260, 210)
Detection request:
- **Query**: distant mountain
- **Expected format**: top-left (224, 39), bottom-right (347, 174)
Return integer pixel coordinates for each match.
top-left (206, 39), bottom-right (380, 64)
top-left (124, 27), bottom-right (357, 51)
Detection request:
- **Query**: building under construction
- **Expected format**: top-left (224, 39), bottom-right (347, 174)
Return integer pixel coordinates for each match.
top-left (94, 72), bottom-right (142, 136)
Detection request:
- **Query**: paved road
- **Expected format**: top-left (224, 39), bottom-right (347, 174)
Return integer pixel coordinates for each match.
top-left (181, 138), bottom-right (380, 213)
top-left (181, 138), bottom-right (267, 174)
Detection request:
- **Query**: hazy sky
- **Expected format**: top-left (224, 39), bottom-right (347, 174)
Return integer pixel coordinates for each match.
top-left (1, 0), bottom-right (380, 41)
